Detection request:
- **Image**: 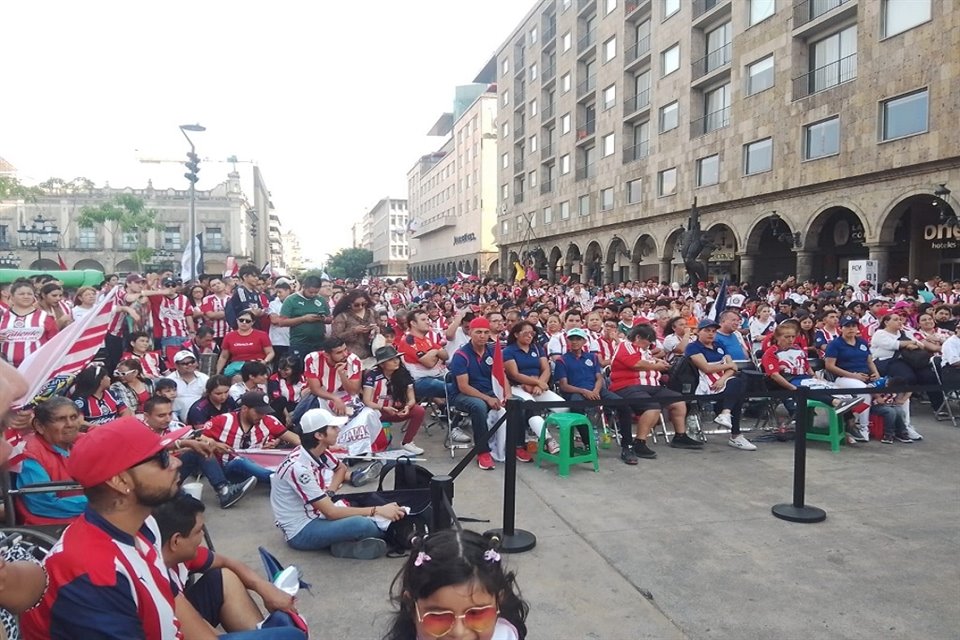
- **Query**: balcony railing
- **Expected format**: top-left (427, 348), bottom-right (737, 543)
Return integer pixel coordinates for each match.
top-left (541, 144), bottom-right (554, 160)
top-left (543, 22), bottom-right (557, 43)
top-left (514, 87), bottom-right (526, 103)
top-left (578, 0), bottom-right (596, 14)
top-left (792, 52), bottom-right (857, 100)
top-left (625, 35), bottom-right (651, 64)
top-left (622, 140), bottom-right (650, 164)
top-left (576, 118), bottom-right (596, 140)
top-left (575, 163), bottom-right (596, 181)
top-left (623, 88), bottom-right (651, 114)
top-left (541, 102), bottom-right (555, 120)
top-left (693, 0), bottom-right (724, 19)
top-left (692, 42), bottom-right (731, 79)
top-left (690, 106), bottom-right (731, 137)
top-left (540, 180), bottom-right (554, 194)
top-left (514, 122), bottom-right (525, 137)
top-left (515, 155), bottom-right (525, 172)
top-left (514, 192), bottom-right (525, 204)
top-left (542, 62), bottom-right (556, 82)
top-left (515, 52), bottom-right (526, 71)
top-left (577, 28), bottom-right (596, 53)
top-left (793, 0), bottom-right (852, 28)
top-left (576, 74), bottom-right (596, 98)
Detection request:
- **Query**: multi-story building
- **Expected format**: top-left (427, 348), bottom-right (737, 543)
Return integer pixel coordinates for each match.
top-left (282, 230), bottom-right (305, 272)
top-left (495, 0), bottom-right (959, 285)
top-left (367, 197), bottom-right (409, 278)
top-left (251, 166), bottom-right (282, 269)
top-left (407, 84), bottom-right (500, 280)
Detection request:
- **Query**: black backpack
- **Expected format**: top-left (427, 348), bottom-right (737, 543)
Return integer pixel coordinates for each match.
top-left (377, 457), bottom-right (434, 492)
top-left (667, 356), bottom-right (699, 394)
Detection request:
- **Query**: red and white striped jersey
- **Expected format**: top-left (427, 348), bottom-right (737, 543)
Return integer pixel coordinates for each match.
top-left (610, 340), bottom-right (662, 390)
top-left (761, 345), bottom-right (809, 377)
top-left (149, 295), bottom-right (194, 339)
top-left (303, 351), bottom-right (363, 408)
top-left (122, 350), bottom-right (164, 378)
top-left (57, 300), bottom-right (72, 316)
top-left (362, 369), bottom-right (391, 405)
top-left (271, 446), bottom-right (341, 539)
top-left (107, 286), bottom-right (131, 336)
top-left (0, 308), bottom-right (57, 366)
top-left (202, 411), bottom-right (287, 463)
top-left (200, 294), bottom-right (230, 338)
top-left (594, 333), bottom-right (619, 363)
top-left (854, 290), bottom-right (874, 303)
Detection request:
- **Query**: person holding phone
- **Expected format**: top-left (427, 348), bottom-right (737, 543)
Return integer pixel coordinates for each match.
top-left (278, 276), bottom-right (332, 362)
top-left (331, 290), bottom-right (378, 361)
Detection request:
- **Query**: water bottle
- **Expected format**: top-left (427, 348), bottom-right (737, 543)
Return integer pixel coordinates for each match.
top-left (382, 422), bottom-right (393, 446)
top-left (872, 376), bottom-right (887, 389)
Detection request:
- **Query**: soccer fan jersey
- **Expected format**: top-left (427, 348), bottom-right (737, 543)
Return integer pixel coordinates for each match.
top-left (0, 308), bottom-right (57, 366)
top-left (609, 341), bottom-right (662, 391)
top-left (202, 410), bottom-right (287, 463)
top-left (149, 295), bottom-right (194, 339)
top-left (303, 351), bottom-right (363, 409)
top-left (200, 293), bottom-right (230, 338)
top-left (271, 446), bottom-right (341, 540)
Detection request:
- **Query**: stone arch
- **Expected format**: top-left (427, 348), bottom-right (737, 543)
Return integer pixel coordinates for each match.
top-left (583, 241), bottom-right (603, 284)
top-left (488, 259), bottom-right (500, 278)
top-left (29, 258), bottom-right (60, 271)
top-left (115, 259), bottom-right (138, 273)
top-left (876, 190), bottom-right (960, 280)
top-left (803, 202), bottom-right (871, 252)
top-left (72, 258), bottom-right (105, 272)
top-left (804, 205), bottom-right (870, 280)
top-left (661, 226), bottom-right (685, 261)
top-left (631, 234), bottom-right (659, 281)
top-left (548, 246), bottom-right (563, 283)
top-left (742, 214), bottom-right (798, 283)
top-left (703, 222), bottom-right (740, 282)
top-left (472, 258), bottom-right (479, 275)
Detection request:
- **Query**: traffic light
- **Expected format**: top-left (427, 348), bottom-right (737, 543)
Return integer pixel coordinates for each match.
top-left (184, 152), bottom-right (200, 184)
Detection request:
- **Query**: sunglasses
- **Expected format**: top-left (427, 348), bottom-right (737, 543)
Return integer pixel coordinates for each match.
top-left (237, 318), bottom-right (254, 324)
top-left (178, 360), bottom-right (197, 365)
top-left (114, 369), bottom-right (135, 376)
top-left (415, 603), bottom-right (498, 638)
top-left (133, 448), bottom-right (171, 470)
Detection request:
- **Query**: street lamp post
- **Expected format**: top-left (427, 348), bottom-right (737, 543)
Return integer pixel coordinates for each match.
top-left (179, 123), bottom-right (206, 281)
top-left (18, 214), bottom-right (60, 266)
top-left (0, 252), bottom-right (21, 268)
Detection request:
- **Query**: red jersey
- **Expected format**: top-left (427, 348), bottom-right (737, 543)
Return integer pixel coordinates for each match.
top-left (610, 341), bottom-right (662, 391)
top-left (202, 410), bottom-right (287, 463)
top-left (122, 350), bottom-right (164, 378)
top-left (0, 308), bottom-right (58, 366)
top-left (397, 331), bottom-right (446, 379)
top-left (761, 345), bottom-right (809, 378)
top-left (149, 295), bottom-right (194, 339)
top-left (221, 329), bottom-right (271, 363)
top-left (304, 351), bottom-right (362, 410)
top-left (199, 293), bottom-right (230, 338)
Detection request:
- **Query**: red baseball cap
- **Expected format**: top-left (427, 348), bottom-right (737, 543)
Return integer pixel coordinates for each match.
top-left (468, 318), bottom-right (491, 331)
top-left (67, 417), bottom-right (192, 488)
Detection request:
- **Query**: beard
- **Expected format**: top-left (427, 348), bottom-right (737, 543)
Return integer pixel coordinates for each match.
top-left (135, 479), bottom-right (180, 507)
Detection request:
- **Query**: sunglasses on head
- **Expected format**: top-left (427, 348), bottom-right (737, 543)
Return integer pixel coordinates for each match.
top-left (133, 448), bottom-right (170, 470)
top-left (415, 603), bottom-right (498, 638)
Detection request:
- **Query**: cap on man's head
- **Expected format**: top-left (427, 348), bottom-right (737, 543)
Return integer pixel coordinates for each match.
top-left (238, 391), bottom-right (275, 414)
top-left (839, 316), bottom-right (860, 327)
top-left (859, 280), bottom-right (871, 287)
top-left (162, 277), bottom-right (178, 287)
top-left (299, 407), bottom-right (348, 434)
top-left (697, 318), bottom-right (721, 330)
top-left (566, 328), bottom-right (589, 339)
top-left (173, 350), bottom-right (197, 364)
top-left (66, 417), bottom-right (192, 488)
top-left (126, 273), bottom-right (145, 284)
top-left (468, 318), bottom-right (491, 331)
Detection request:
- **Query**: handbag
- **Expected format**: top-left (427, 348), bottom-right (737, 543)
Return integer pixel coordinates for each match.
top-left (896, 332), bottom-right (932, 369)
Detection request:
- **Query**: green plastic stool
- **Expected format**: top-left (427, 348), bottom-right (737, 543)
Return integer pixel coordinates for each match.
top-left (805, 399), bottom-right (844, 453)
top-left (536, 413), bottom-right (600, 477)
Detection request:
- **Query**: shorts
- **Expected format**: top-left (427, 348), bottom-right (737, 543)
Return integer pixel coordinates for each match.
top-left (617, 385), bottom-right (683, 411)
top-left (185, 568), bottom-right (225, 628)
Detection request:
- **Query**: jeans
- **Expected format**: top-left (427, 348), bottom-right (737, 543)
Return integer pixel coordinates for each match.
top-left (872, 404), bottom-right (908, 437)
top-left (224, 457), bottom-right (273, 483)
top-left (221, 626), bottom-right (305, 639)
top-left (413, 376), bottom-right (447, 402)
top-left (286, 515), bottom-right (383, 551)
top-left (566, 389), bottom-right (633, 444)
top-left (452, 395), bottom-right (492, 452)
top-left (711, 376), bottom-right (746, 435)
top-left (178, 450), bottom-right (229, 489)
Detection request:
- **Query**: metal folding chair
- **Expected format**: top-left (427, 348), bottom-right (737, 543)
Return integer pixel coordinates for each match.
top-left (931, 355), bottom-right (959, 427)
top-left (443, 372), bottom-right (473, 458)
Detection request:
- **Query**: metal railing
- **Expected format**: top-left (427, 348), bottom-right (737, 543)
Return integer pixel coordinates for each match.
top-left (625, 34), bottom-right (651, 64)
top-left (693, 0), bottom-right (725, 19)
top-left (576, 74), bottom-right (596, 98)
top-left (514, 87), bottom-right (525, 103)
top-left (577, 28), bottom-right (596, 53)
top-left (541, 102), bottom-right (555, 120)
top-left (576, 118), bottom-right (596, 140)
top-left (690, 106), bottom-right (731, 137)
top-left (692, 42), bottom-right (731, 79)
top-left (515, 155), bottom-right (525, 172)
top-left (514, 122), bottom-right (525, 137)
top-left (793, 0), bottom-right (852, 28)
top-left (792, 52), bottom-right (857, 99)
top-left (622, 140), bottom-right (650, 163)
top-left (623, 88), bottom-right (651, 114)
top-left (540, 180), bottom-right (553, 194)
top-left (542, 62), bottom-right (556, 82)
top-left (624, 0), bottom-right (650, 19)
top-left (541, 144), bottom-right (554, 160)
top-left (578, 0), bottom-right (596, 14)
top-left (575, 163), bottom-right (596, 181)
top-left (514, 192), bottom-right (525, 204)
top-left (543, 23), bottom-right (557, 43)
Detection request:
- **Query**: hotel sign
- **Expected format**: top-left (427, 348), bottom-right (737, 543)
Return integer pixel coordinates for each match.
top-left (453, 232), bottom-right (477, 246)
top-left (924, 224), bottom-right (960, 250)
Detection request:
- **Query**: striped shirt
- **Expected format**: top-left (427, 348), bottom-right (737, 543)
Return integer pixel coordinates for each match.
top-left (303, 351), bottom-right (363, 408)
top-left (74, 390), bottom-right (127, 426)
top-left (200, 294), bottom-right (230, 338)
top-left (0, 308), bottom-right (57, 366)
top-left (122, 350), bottom-right (164, 378)
top-left (106, 286), bottom-right (131, 336)
top-left (202, 410), bottom-right (287, 463)
top-left (149, 295), bottom-right (194, 339)
top-left (610, 341), bottom-right (662, 391)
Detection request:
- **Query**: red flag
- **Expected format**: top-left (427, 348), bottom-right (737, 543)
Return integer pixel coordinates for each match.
top-left (57, 253), bottom-right (68, 270)
top-left (223, 256), bottom-right (239, 278)
top-left (491, 340), bottom-right (507, 403)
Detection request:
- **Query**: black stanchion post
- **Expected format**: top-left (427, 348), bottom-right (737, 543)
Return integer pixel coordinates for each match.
top-left (772, 385), bottom-right (827, 523)
top-left (485, 399), bottom-right (537, 553)
top-left (429, 475), bottom-right (455, 532)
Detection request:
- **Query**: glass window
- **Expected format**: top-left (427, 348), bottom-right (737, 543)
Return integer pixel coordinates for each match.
top-left (659, 101), bottom-right (679, 132)
top-left (704, 84), bottom-right (731, 132)
top-left (562, 32), bottom-right (572, 51)
top-left (205, 227), bottom-right (224, 250)
top-left (562, 73), bottom-right (571, 93)
top-left (804, 116), bottom-right (840, 159)
top-left (560, 154), bottom-right (571, 174)
top-left (883, 0), bottom-right (930, 38)
top-left (561, 113), bottom-right (571, 134)
top-left (501, 184), bottom-right (509, 200)
top-left (502, 122), bottom-right (510, 137)
top-left (811, 26), bottom-right (857, 92)
top-left (604, 36), bottom-right (617, 62)
top-left (502, 90), bottom-right (509, 106)
top-left (663, 0), bottom-right (680, 18)
top-left (705, 22), bottom-right (732, 72)
top-left (697, 154), bottom-right (720, 186)
top-left (502, 153), bottom-right (509, 168)
top-left (530, 63), bottom-right (538, 81)
top-left (119, 231), bottom-right (138, 250)
top-left (600, 188), bottom-right (614, 211)
top-left (626, 179), bottom-right (642, 204)
top-left (77, 226), bottom-right (97, 250)
top-left (661, 44), bottom-right (680, 76)
top-left (530, 26), bottom-right (538, 44)
top-left (744, 137), bottom-right (773, 175)
top-left (658, 168), bottom-right (677, 196)
top-left (881, 89), bottom-right (928, 141)
top-left (544, 206), bottom-right (553, 224)
top-left (530, 211), bottom-right (537, 228)
top-left (602, 133), bottom-right (615, 157)
top-left (605, 0), bottom-right (617, 15)
top-left (531, 134), bottom-right (538, 152)
top-left (579, 194), bottom-right (591, 216)
top-left (163, 226), bottom-right (181, 250)
top-left (603, 84), bottom-right (616, 110)
top-left (531, 99), bottom-right (538, 116)
top-left (502, 59), bottom-right (510, 75)
top-left (502, 220), bottom-right (509, 234)
top-left (749, 0), bottom-right (775, 25)
top-left (746, 55), bottom-right (774, 95)
top-left (560, 201), bottom-right (570, 219)
top-left (529, 170), bottom-right (538, 188)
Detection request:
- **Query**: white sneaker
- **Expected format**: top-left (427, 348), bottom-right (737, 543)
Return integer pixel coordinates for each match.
top-left (859, 426), bottom-right (871, 442)
top-left (545, 437), bottom-right (560, 454)
top-left (728, 434), bottom-right (757, 451)
top-left (905, 425), bottom-right (923, 441)
top-left (713, 412), bottom-right (733, 428)
top-left (450, 426), bottom-right (472, 443)
top-left (401, 442), bottom-right (425, 455)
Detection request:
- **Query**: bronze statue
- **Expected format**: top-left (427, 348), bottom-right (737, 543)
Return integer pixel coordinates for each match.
top-left (679, 198), bottom-right (715, 286)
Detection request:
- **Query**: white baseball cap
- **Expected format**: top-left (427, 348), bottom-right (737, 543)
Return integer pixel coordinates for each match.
top-left (300, 407), bottom-right (348, 434)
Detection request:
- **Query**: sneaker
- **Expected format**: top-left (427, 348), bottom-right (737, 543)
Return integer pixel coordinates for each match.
top-left (905, 425), bottom-right (923, 441)
top-left (515, 447), bottom-right (533, 463)
top-left (218, 477), bottom-right (257, 509)
top-left (631, 439), bottom-right (657, 459)
top-left (833, 396), bottom-right (861, 415)
top-left (880, 434), bottom-right (895, 444)
top-left (545, 437), bottom-right (560, 454)
top-left (846, 422), bottom-right (868, 442)
top-left (349, 461), bottom-right (383, 487)
top-left (670, 432), bottom-right (704, 449)
top-left (330, 537), bottom-right (387, 560)
top-left (894, 433), bottom-right (914, 443)
top-left (477, 452), bottom-right (495, 470)
top-left (401, 442), bottom-right (425, 455)
top-left (713, 412), bottom-right (733, 428)
top-left (620, 445), bottom-right (639, 465)
top-left (451, 426), bottom-right (472, 443)
top-left (728, 435), bottom-right (757, 451)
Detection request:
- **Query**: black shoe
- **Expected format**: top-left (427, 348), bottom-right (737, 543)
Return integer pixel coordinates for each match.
top-left (620, 445), bottom-right (639, 465)
top-left (218, 477), bottom-right (257, 509)
top-left (670, 433), bottom-right (704, 448)
top-left (350, 461), bottom-right (383, 487)
top-left (330, 537), bottom-right (387, 560)
top-left (632, 439), bottom-right (657, 459)
top-left (894, 433), bottom-right (914, 443)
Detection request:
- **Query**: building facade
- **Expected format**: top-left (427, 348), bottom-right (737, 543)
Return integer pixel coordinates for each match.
top-left (495, 0), bottom-right (960, 286)
top-left (367, 197), bottom-right (409, 278)
top-left (282, 230), bottom-right (305, 272)
top-left (407, 87), bottom-right (500, 281)
top-left (251, 166), bottom-right (284, 269)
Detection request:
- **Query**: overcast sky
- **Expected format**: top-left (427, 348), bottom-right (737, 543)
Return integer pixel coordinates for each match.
top-left (2, 0), bottom-right (533, 265)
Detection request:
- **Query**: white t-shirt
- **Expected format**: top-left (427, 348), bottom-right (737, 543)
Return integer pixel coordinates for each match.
top-left (268, 298), bottom-right (290, 347)
top-left (271, 446), bottom-right (339, 539)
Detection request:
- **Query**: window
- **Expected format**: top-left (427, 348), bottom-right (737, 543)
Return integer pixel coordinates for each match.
top-left (600, 187), bottom-right (614, 211)
top-left (663, 0), bottom-right (680, 18)
top-left (561, 113), bottom-right (571, 134)
top-left (562, 32), bottom-right (572, 51)
top-left (502, 122), bottom-right (510, 137)
top-left (697, 154), bottom-right (720, 186)
top-left (602, 133), bottom-right (615, 157)
top-left (530, 211), bottom-right (537, 228)
top-left (882, 0), bottom-right (931, 38)
top-left (544, 206), bottom-right (553, 224)
top-left (531, 134), bottom-right (538, 152)
top-left (661, 44), bottom-right (680, 76)
top-left (804, 116), bottom-right (840, 159)
top-left (746, 55), bottom-right (774, 95)
top-left (810, 26), bottom-right (857, 92)
top-left (502, 90), bottom-right (510, 106)
top-left (703, 83), bottom-right (731, 132)
top-left (119, 232), bottom-right (138, 250)
top-left (626, 179), bottom-right (643, 204)
top-left (658, 168), bottom-right (678, 196)
top-left (502, 59), bottom-right (510, 75)
top-left (603, 36), bottom-right (617, 62)
top-left (531, 99), bottom-right (538, 116)
top-left (605, 0), bottom-right (617, 15)
top-left (530, 63), bottom-right (538, 81)
top-left (163, 226), bottom-right (181, 250)
top-left (501, 184), bottom-right (509, 200)
top-left (77, 226), bottom-right (97, 250)
top-left (705, 22), bottom-right (732, 72)
top-left (529, 170), bottom-right (538, 188)
top-left (562, 73), bottom-right (571, 93)
top-left (578, 195), bottom-right (591, 216)
top-left (659, 101), bottom-right (679, 132)
top-left (881, 89), bottom-right (928, 141)
top-left (744, 137), bottom-right (773, 175)
top-left (560, 154), bottom-right (571, 174)
top-left (749, 0), bottom-right (774, 25)
top-left (560, 201), bottom-right (570, 219)
top-left (602, 84), bottom-right (616, 110)
top-left (502, 220), bottom-right (509, 234)
top-left (530, 26), bottom-right (538, 44)
top-left (502, 153), bottom-right (509, 169)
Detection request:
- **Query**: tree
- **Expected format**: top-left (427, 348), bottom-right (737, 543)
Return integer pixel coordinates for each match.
top-left (76, 194), bottom-right (164, 270)
top-left (0, 175), bottom-right (41, 201)
top-left (325, 248), bottom-right (372, 280)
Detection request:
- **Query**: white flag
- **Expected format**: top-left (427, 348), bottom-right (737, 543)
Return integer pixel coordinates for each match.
top-left (180, 233), bottom-right (204, 281)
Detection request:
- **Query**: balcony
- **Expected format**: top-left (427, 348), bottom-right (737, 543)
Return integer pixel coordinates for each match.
top-left (575, 162), bottom-right (596, 181)
top-left (577, 28), bottom-right (596, 55)
top-left (578, 0), bottom-right (596, 15)
top-left (690, 106), bottom-right (731, 137)
top-left (515, 121), bottom-right (525, 137)
top-left (623, 89), bottom-right (651, 118)
top-left (624, 0), bottom-right (650, 21)
top-left (514, 155), bottom-right (525, 173)
top-left (543, 22), bottom-right (557, 45)
top-left (692, 42), bottom-right (731, 81)
top-left (692, 0), bottom-right (731, 27)
top-left (411, 215), bottom-right (458, 238)
top-left (622, 140), bottom-right (650, 164)
top-left (792, 52), bottom-right (857, 100)
top-left (514, 192), bottom-right (525, 204)
top-left (794, 0), bottom-right (854, 28)
top-left (624, 35), bottom-right (651, 69)
top-left (540, 180), bottom-right (554, 194)
top-left (514, 52), bottom-right (525, 73)
top-left (514, 87), bottom-right (526, 104)
top-left (575, 118), bottom-right (596, 143)
top-left (542, 62), bottom-right (556, 83)
top-left (541, 102), bottom-right (555, 121)
top-left (576, 74), bottom-right (596, 99)
top-left (541, 144), bottom-right (554, 160)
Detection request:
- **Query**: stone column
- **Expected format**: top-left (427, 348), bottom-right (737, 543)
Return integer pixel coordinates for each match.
top-left (738, 254), bottom-right (755, 286)
top-left (659, 259), bottom-right (672, 284)
top-left (499, 245), bottom-right (509, 280)
top-left (630, 260), bottom-right (641, 281)
top-left (603, 261), bottom-right (614, 285)
top-left (867, 244), bottom-right (892, 283)
top-left (794, 250), bottom-right (815, 282)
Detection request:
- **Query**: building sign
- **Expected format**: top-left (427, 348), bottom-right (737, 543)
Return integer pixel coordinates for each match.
top-left (848, 260), bottom-right (878, 286)
top-left (708, 251), bottom-right (736, 262)
top-left (923, 224), bottom-right (960, 250)
top-left (453, 232), bottom-right (477, 246)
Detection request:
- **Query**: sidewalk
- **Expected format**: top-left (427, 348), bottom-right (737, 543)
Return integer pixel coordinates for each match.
top-left (203, 410), bottom-right (960, 639)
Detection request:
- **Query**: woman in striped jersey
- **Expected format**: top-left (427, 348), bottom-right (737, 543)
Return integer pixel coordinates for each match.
top-left (70, 363), bottom-right (131, 429)
top-left (0, 279), bottom-right (57, 367)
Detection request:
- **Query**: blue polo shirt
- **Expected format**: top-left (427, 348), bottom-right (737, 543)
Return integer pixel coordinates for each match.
top-left (503, 343), bottom-right (544, 379)
top-left (685, 339), bottom-right (728, 363)
top-left (713, 331), bottom-right (747, 360)
top-left (824, 336), bottom-right (871, 374)
top-left (555, 349), bottom-right (601, 390)
top-left (449, 344), bottom-right (496, 396)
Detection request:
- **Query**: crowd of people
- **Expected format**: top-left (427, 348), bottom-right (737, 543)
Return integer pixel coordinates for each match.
top-left (2, 263), bottom-right (959, 638)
